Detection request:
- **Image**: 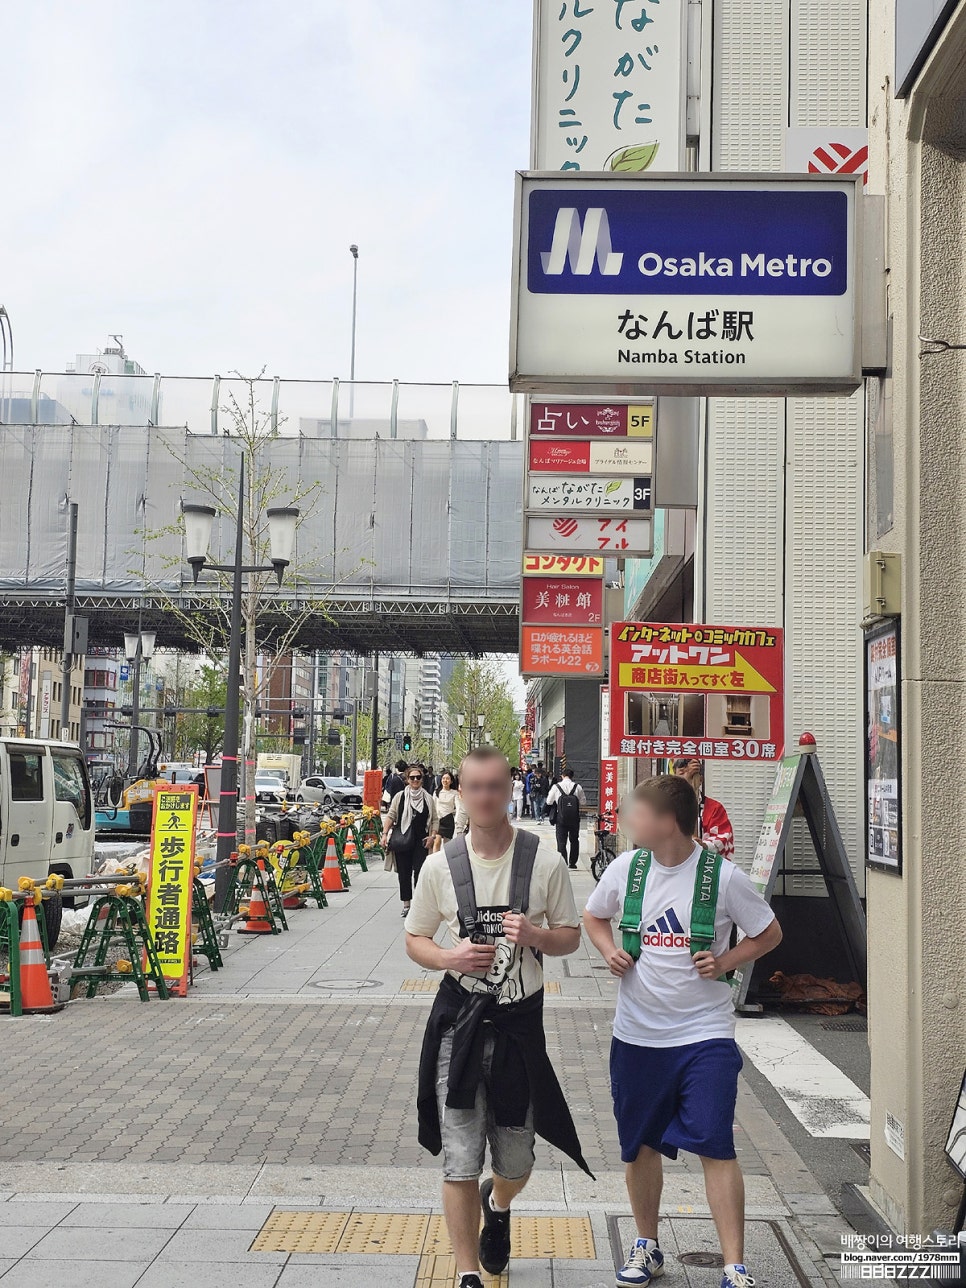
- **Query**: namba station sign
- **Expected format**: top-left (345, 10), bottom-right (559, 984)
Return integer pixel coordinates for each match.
top-left (510, 172), bottom-right (861, 397)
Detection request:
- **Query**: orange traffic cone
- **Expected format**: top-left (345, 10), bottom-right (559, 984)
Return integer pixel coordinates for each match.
top-left (19, 900), bottom-right (63, 1013)
top-left (321, 835), bottom-right (348, 892)
top-left (237, 865), bottom-right (274, 934)
top-left (343, 834), bottom-right (358, 863)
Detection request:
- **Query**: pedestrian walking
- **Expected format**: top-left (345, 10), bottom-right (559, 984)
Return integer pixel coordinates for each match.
top-left (583, 776), bottom-right (782, 1288)
top-left (510, 768), bottom-right (525, 819)
top-left (382, 758), bottom-right (408, 808)
top-left (529, 762), bottom-right (550, 823)
top-left (405, 746), bottom-right (591, 1288)
top-left (673, 757), bottom-right (736, 859)
top-left (425, 765), bottom-right (438, 795)
top-left (433, 767), bottom-right (460, 852)
top-left (547, 769), bottom-right (586, 869)
top-left (382, 765), bottom-right (439, 916)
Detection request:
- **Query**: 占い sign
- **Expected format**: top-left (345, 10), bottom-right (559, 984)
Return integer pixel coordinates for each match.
top-left (511, 173), bottom-right (861, 396)
top-left (530, 401), bottom-right (653, 438)
top-left (608, 620), bottom-right (785, 762)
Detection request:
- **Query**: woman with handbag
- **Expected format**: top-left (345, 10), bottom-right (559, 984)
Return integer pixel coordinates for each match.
top-left (382, 765), bottom-right (439, 915)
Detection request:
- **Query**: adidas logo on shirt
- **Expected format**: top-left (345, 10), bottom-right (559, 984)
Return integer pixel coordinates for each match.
top-left (641, 906), bottom-right (690, 949)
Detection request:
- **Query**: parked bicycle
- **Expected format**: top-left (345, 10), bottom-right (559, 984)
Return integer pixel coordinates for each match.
top-left (590, 813), bottom-right (618, 882)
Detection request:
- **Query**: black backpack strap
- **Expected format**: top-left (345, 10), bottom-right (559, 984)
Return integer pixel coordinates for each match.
top-left (445, 834), bottom-right (477, 938)
top-left (508, 828), bottom-right (540, 914)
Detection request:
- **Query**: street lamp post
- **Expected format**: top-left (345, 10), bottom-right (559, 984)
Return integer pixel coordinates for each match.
top-left (124, 628), bottom-right (156, 777)
top-left (182, 457), bottom-right (299, 911)
top-left (349, 243), bottom-right (359, 418)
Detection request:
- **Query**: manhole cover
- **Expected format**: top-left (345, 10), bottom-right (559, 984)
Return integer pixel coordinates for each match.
top-left (307, 978), bottom-right (383, 991)
top-left (821, 1018), bottom-right (868, 1031)
top-left (679, 1251), bottom-right (724, 1268)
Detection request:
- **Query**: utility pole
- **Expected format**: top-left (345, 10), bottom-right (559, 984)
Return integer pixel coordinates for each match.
top-left (349, 243), bottom-right (359, 418)
top-left (60, 501), bottom-right (81, 741)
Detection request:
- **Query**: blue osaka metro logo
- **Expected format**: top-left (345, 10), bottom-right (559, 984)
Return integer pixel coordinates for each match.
top-left (527, 189), bottom-right (850, 297)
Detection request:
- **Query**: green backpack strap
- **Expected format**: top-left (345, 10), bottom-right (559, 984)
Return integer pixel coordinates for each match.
top-left (690, 847), bottom-right (723, 955)
top-left (618, 849), bottom-right (652, 960)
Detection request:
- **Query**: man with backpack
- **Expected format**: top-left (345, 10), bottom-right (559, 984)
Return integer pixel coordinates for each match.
top-left (583, 776), bottom-right (782, 1288)
top-left (529, 762), bottom-right (550, 823)
top-left (405, 746), bottom-right (591, 1288)
top-left (547, 768), bottom-right (586, 868)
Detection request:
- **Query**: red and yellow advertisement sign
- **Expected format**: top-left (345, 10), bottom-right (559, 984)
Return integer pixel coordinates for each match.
top-left (521, 625), bottom-right (604, 677)
top-left (609, 621), bottom-right (785, 763)
top-left (523, 553), bottom-right (604, 577)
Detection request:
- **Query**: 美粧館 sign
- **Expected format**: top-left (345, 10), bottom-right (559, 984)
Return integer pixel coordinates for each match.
top-left (511, 173), bottom-right (861, 397)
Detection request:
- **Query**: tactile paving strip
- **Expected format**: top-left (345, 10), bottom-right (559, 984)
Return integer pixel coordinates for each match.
top-left (400, 979), bottom-right (561, 995)
top-left (252, 1210), bottom-right (593, 1262)
top-left (250, 1209), bottom-right (350, 1253)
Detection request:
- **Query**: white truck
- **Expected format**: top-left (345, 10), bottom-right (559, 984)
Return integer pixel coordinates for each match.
top-left (256, 753), bottom-right (303, 788)
top-left (0, 739), bottom-right (96, 947)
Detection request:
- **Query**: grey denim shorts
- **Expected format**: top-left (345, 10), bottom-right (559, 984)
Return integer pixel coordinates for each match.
top-left (436, 1027), bottom-right (536, 1182)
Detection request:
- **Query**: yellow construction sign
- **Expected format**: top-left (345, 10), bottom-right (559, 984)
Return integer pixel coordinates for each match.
top-left (145, 785), bottom-right (198, 997)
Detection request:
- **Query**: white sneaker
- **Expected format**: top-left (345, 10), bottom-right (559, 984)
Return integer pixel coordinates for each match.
top-left (616, 1239), bottom-right (664, 1286)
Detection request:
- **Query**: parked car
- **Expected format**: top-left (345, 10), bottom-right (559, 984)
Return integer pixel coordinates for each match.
top-left (253, 773), bottom-right (287, 805)
top-left (295, 775), bottom-right (363, 811)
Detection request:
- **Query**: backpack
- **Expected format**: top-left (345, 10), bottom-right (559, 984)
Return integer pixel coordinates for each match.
top-left (444, 830), bottom-right (543, 972)
top-left (557, 783), bottom-right (581, 827)
top-left (618, 847), bottom-right (728, 980)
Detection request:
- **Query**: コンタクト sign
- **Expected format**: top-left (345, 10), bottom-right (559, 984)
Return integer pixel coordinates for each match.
top-left (511, 173), bottom-right (861, 396)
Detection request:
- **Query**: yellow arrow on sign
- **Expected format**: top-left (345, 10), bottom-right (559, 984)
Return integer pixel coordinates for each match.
top-left (618, 650), bottom-right (776, 694)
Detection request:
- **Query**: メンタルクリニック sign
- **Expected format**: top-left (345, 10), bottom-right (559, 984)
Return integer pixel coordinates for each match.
top-left (511, 173), bottom-right (861, 397)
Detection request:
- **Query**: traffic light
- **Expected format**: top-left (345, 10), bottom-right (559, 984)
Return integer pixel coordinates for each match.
top-left (402, 732), bottom-right (413, 752)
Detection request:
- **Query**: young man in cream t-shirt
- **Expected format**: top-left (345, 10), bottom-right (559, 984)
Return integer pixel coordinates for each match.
top-left (405, 746), bottom-right (587, 1288)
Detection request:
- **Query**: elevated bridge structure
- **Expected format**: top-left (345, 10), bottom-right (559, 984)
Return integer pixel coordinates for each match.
top-left (0, 374), bottom-right (524, 655)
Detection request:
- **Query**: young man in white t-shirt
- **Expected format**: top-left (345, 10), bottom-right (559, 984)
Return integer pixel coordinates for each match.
top-left (584, 775), bottom-right (782, 1288)
top-left (405, 746), bottom-right (588, 1288)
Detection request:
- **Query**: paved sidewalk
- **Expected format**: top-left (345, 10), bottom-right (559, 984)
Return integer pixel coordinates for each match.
top-left (0, 823), bottom-right (854, 1284)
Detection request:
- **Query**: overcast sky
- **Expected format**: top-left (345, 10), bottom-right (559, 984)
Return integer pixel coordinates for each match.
top-left (4, 2), bottom-right (531, 383)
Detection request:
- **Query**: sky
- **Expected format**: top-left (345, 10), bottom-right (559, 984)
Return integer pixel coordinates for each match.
top-left (2, 2), bottom-right (532, 384)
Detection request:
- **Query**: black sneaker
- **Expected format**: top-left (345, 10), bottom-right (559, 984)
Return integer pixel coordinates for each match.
top-left (458, 1276), bottom-right (485, 1288)
top-left (478, 1177), bottom-right (511, 1274)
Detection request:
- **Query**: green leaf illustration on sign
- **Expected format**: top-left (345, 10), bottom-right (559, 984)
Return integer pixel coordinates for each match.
top-left (607, 142), bottom-right (659, 173)
top-left (605, 480), bottom-right (623, 493)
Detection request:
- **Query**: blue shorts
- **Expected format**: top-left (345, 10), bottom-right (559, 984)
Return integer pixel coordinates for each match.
top-left (610, 1036), bottom-right (743, 1162)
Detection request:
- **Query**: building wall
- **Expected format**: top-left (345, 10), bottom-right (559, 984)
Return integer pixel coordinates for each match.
top-left (703, 0), bottom-right (867, 884)
top-left (865, 0), bottom-right (966, 1235)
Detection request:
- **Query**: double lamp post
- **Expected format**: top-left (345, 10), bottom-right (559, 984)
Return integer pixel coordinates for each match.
top-left (181, 458), bottom-right (298, 910)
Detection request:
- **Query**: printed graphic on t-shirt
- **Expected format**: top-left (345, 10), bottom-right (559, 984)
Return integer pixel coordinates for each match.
top-left (641, 905), bottom-right (691, 949)
top-left (460, 904), bottom-right (524, 1001)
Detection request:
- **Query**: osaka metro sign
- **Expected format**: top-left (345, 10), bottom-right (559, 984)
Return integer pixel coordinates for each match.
top-left (510, 173), bottom-right (861, 396)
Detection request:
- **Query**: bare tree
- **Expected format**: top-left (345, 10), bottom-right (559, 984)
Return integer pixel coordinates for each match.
top-left (143, 373), bottom-right (346, 842)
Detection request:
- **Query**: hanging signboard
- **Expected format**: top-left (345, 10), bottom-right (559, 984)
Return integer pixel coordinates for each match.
top-left (600, 756), bottom-right (619, 832)
top-left (530, 401), bottom-right (654, 438)
top-left (521, 625), bottom-right (604, 677)
top-left (526, 515), bottom-right (653, 556)
top-left (522, 575), bottom-right (603, 625)
top-left (528, 438), bottom-right (654, 475)
top-left (865, 620), bottom-right (901, 874)
top-left (531, 0), bottom-right (687, 173)
top-left (529, 475), bottom-right (652, 512)
top-left (523, 553), bottom-right (604, 577)
top-left (510, 173), bottom-right (861, 397)
top-left (145, 784), bottom-right (198, 997)
top-left (608, 620), bottom-right (785, 762)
